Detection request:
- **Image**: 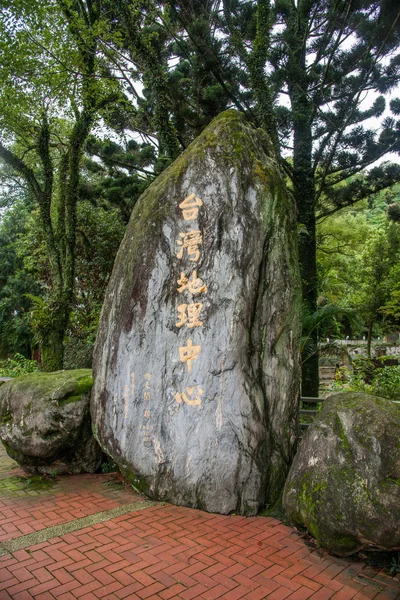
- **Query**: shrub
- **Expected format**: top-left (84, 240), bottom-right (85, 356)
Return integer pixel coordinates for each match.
top-left (331, 364), bottom-right (400, 401)
top-left (0, 353), bottom-right (39, 378)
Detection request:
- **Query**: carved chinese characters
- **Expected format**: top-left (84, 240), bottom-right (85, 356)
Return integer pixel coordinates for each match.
top-left (92, 111), bottom-right (301, 515)
top-left (175, 195), bottom-right (207, 399)
top-left (176, 303), bottom-right (204, 328)
top-left (176, 230), bottom-right (203, 262)
top-left (179, 192), bottom-right (203, 220)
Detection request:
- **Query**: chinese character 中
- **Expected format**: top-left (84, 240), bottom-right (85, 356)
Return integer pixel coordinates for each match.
top-left (177, 270), bottom-right (207, 295)
top-left (176, 303), bottom-right (204, 328)
top-left (176, 230), bottom-right (203, 262)
top-left (179, 193), bottom-right (203, 221)
top-left (178, 339), bottom-right (201, 373)
top-left (175, 386), bottom-right (204, 407)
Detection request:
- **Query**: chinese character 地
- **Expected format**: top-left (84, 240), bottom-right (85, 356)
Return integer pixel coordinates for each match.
top-left (179, 193), bottom-right (203, 221)
top-left (177, 270), bottom-right (207, 295)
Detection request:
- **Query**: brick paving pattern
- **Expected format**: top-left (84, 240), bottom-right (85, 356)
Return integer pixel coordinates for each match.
top-left (0, 446), bottom-right (399, 600)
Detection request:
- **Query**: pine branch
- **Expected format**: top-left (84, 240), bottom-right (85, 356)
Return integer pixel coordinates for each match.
top-left (0, 143), bottom-right (43, 200)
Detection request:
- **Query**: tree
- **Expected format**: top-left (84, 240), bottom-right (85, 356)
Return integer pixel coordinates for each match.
top-left (113, 0), bottom-right (400, 394)
top-left (0, 198), bottom-right (42, 358)
top-left (0, 0), bottom-right (120, 369)
top-left (348, 221), bottom-right (400, 355)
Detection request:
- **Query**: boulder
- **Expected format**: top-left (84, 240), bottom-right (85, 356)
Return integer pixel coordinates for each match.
top-left (283, 392), bottom-right (400, 555)
top-left (92, 110), bottom-right (301, 515)
top-left (0, 369), bottom-right (103, 474)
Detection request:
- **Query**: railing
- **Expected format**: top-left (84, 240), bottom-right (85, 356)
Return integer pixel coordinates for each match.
top-left (299, 396), bottom-right (324, 435)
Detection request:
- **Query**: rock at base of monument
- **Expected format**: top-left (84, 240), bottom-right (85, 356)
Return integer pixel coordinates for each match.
top-left (283, 392), bottom-right (400, 555)
top-left (92, 110), bottom-right (301, 515)
top-left (0, 369), bottom-right (103, 475)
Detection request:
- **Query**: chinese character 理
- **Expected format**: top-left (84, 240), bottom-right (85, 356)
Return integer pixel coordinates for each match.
top-left (177, 270), bottom-right (207, 295)
top-left (175, 386), bottom-right (204, 407)
top-left (179, 193), bottom-right (203, 221)
top-left (176, 303), bottom-right (204, 328)
top-left (178, 339), bottom-right (201, 373)
top-left (176, 230), bottom-right (203, 262)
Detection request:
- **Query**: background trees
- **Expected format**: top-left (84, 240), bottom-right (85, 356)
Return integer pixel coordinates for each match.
top-left (1, 0), bottom-right (400, 383)
top-left (0, 0), bottom-right (121, 369)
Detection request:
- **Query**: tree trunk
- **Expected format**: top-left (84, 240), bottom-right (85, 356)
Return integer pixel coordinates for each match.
top-left (40, 325), bottom-right (65, 372)
top-left (39, 293), bottom-right (70, 372)
top-left (287, 2), bottom-right (320, 398)
top-left (298, 206), bottom-right (320, 397)
top-left (367, 322), bottom-right (373, 359)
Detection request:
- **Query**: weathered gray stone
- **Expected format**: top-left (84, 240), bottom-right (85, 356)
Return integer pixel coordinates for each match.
top-left (0, 370), bottom-right (103, 474)
top-left (91, 110), bottom-right (301, 515)
top-left (283, 392), bottom-right (400, 555)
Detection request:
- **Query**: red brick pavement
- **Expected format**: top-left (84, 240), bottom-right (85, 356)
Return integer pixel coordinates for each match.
top-left (0, 448), bottom-right (399, 600)
top-left (0, 460), bottom-right (142, 544)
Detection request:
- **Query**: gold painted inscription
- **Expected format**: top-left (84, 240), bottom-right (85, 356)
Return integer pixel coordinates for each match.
top-left (177, 270), bottom-right (207, 295)
top-left (175, 386), bottom-right (204, 406)
top-left (176, 303), bottom-right (204, 328)
top-left (179, 193), bottom-right (203, 221)
top-left (178, 339), bottom-right (201, 373)
top-left (176, 230), bottom-right (203, 262)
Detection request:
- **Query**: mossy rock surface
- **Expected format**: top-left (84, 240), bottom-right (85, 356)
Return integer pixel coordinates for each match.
top-left (283, 392), bottom-right (400, 555)
top-left (0, 369), bottom-right (103, 474)
top-left (92, 110), bottom-right (301, 515)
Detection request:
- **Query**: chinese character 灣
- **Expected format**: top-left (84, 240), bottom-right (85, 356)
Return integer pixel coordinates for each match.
top-left (179, 193), bottom-right (203, 221)
top-left (177, 270), bottom-right (207, 295)
top-left (175, 386), bottom-right (204, 406)
top-left (176, 230), bottom-right (203, 262)
top-left (178, 339), bottom-right (201, 373)
top-left (176, 303), bottom-right (204, 328)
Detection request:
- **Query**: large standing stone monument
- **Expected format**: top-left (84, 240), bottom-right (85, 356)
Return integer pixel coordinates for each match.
top-left (91, 111), bottom-right (300, 514)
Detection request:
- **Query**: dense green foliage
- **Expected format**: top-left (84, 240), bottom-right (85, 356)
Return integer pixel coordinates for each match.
top-left (316, 186), bottom-right (400, 349)
top-left (0, 354), bottom-right (39, 378)
top-left (0, 0), bottom-right (400, 383)
top-left (333, 361), bottom-right (400, 400)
